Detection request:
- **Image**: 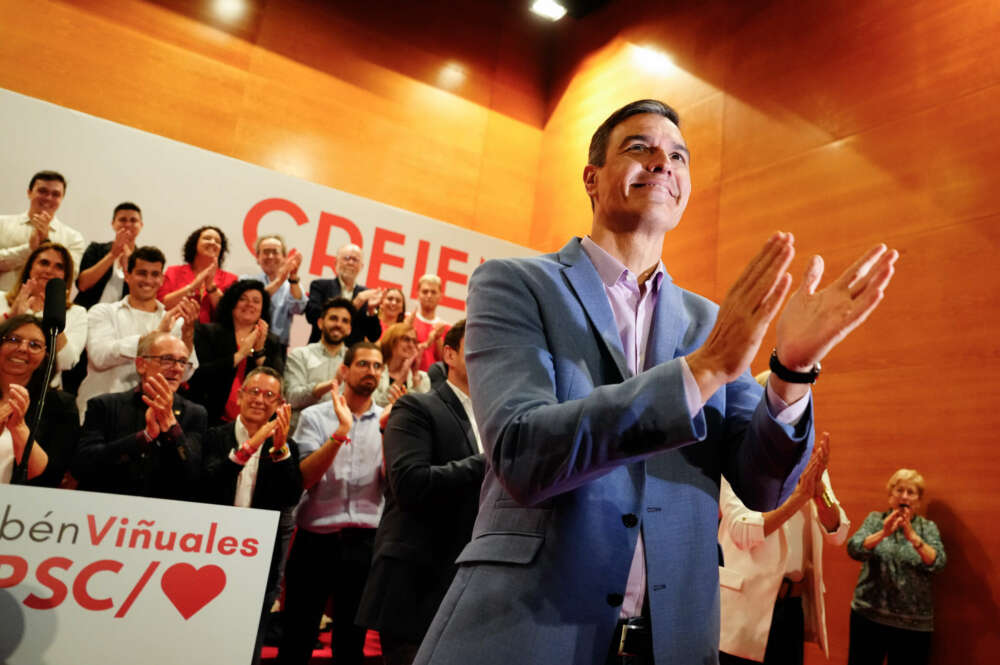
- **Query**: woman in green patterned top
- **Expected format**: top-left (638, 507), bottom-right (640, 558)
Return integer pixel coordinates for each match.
top-left (846, 468), bottom-right (946, 665)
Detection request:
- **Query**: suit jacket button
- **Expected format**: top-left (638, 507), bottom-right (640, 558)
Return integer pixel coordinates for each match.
top-left (622, 513), bottom-right (638, 528)
top-left (606, 593), bottom-right (624, 607)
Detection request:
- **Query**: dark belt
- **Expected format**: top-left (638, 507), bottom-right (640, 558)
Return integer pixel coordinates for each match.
top-left (607, 617), bottom-right (652, 664)
top-left (777, 577), bottom-right (805, 600)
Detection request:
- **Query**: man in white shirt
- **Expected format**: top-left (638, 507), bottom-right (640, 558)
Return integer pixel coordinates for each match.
top-left (0, 171), bottom-right (86, 291)
top-left (278, 342), bottom-right (385, 665)
top-left (241, 234), bottom-right (307, 351)
top-left (76, 246), bottom-right (199, 420)
top-left (284, 297), bottom-right (354, 418)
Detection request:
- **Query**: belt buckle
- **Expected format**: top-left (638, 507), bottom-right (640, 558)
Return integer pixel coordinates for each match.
top-left (617, 621), bottom-right (640, 657)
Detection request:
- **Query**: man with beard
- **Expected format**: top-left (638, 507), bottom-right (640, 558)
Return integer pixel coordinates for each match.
top-left (284, 297), bottom-right (355, 419)
top-left (278, 342), bottom-right (385, 665)
top-left (305, 243), bottom-right (381, 345)
top-left (73, 331), bottom-right (206, 501)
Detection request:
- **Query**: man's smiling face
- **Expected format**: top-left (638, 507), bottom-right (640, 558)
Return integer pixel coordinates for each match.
top-left (584, 112), bottom-right (691, 235)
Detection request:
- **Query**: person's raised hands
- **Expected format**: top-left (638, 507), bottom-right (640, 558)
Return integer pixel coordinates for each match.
top-left (775, 244), bottom-right (897, 372)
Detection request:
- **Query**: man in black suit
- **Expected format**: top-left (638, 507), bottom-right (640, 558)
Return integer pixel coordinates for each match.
top-left (305, 243), bottom-right (381, 344)
top-left (73, 331), bottom-right (206, 500)
top-left (202, 366), bottom-right (303, 665)
top-left (356, 320), bottom-right (485, 665)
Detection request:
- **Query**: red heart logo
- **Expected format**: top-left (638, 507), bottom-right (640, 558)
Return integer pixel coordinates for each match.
top-left (160, 563), bottom-right (226, 620)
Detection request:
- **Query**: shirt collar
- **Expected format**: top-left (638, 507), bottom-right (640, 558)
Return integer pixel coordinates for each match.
top-left (234, 415), bottom-right (250, 445)
top-left (580, 235), bottom-right (665, 290)
top-left (446, 380), bottom-right (471, 404)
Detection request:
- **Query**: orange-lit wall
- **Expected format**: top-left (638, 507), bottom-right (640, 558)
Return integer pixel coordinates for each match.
top-left (2, 1), bottom-right (998, 663)
top-left (538, 1), bottom-right (1000, 664)
top-left (0, 0), bottom-right (548, 247)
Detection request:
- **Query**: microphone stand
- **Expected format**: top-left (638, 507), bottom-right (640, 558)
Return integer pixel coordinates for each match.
top-left (10, 326), bottom-right (60, 484)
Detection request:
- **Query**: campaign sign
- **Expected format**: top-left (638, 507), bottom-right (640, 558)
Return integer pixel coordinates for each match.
top-left (0, 485), bottom-right (278, 664)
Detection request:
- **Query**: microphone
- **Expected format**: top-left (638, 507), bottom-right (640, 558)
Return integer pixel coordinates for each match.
top-left (42, 278), bottom-right (66, 334)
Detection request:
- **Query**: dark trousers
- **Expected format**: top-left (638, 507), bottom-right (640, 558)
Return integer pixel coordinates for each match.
top-left (848, 610), bottom-right (932, 665)
top-left (720, 596), bottom-right (804, 665)
top-left (277, 527), bottom-right (375, 665)
top-left (379, 631), bottom-right (421, 665)
top-left (250, 511), bottom-right (297, 665)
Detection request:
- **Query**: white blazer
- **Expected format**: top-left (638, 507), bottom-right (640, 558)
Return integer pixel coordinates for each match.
top-left (718, 473), bottom-right (850, 661)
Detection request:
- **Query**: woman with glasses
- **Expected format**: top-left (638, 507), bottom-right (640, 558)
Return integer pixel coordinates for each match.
top-left (0, 314), bottom-right (80, 485)
top-left (0, 243), bottom-right (87, 384)
top-left (376, 322), bottom-right (430, 406)
top-left (846, 468), bottom-right (947, 665)
top-left (158, 225), bottom-right (238, 324)
top-left (185, 280), bottom-right (285, 425)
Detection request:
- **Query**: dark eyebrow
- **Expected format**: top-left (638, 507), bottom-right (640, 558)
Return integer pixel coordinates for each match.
top-left (618, 134), bottom-right (690, 158)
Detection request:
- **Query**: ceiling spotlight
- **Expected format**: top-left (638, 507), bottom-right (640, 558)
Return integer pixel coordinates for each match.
top-left (531, 0), bottom-right (567, 21)
top-left (632, 45), bottom-right (674, 72)
top-left (438, 62), bottom-right (466, 90)
top-left (213, 0), bottom-right (247, 22)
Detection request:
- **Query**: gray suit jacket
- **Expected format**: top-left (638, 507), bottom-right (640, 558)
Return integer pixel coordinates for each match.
top-left (414, 238), bottom-right (813, 665)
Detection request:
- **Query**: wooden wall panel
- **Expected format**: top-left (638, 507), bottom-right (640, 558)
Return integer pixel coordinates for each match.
top-left (542, 1), bottom-right (1000, 664)
top-left (0, 0), bottom-right (547, 246)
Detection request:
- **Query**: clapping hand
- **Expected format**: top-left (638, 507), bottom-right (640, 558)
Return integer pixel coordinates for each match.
top-left (141, 373), bottom-right (177, 439)
top-left (775, 244), bottom-right (898, 373)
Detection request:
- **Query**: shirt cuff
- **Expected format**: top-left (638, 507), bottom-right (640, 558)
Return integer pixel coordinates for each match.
top-left (228, 449), bottom-right (250, 466)
top-left (678, 357), bottom-right (702, 419)
top-left (765, 381), bottom-right (810, 425)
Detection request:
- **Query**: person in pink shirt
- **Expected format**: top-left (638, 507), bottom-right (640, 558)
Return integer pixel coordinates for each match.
top-left (158, 225), bottom-right (237, 323)
top-left (410, 274), bottom-right (449, 372)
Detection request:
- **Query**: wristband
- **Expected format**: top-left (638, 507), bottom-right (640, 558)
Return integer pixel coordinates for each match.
top-left (206, 285), bottom-right (218, 294)
top-left (288, 277), bottom-right (300, 284)
top-left (268, 444), bottom-right (290, 460)
top-left (329, 433), bottom-right (351, 444)
top-left (769, 349), bottom-right (821, 384)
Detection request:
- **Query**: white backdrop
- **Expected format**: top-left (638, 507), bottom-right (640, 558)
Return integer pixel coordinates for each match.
top-left (0, 485), bottom-right (278, 665)
top-left (0, 88), bottom-right (535, 342)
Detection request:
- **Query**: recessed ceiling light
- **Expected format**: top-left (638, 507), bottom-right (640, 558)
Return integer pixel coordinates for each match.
top-left (632, 45), bottom-right (674, 72)
top-left (531, 0), bottom-right (567, 21)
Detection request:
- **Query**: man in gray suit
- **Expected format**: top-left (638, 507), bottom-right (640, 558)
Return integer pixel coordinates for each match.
top-left (414, 100), bottom-right (898, 665)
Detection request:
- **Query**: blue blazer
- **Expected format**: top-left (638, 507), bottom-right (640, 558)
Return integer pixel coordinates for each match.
top-left (414, 238), bottom-right (813, 665)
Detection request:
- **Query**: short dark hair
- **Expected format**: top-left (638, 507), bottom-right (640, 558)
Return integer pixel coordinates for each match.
top-left (215, 279), bottom-right (271, 329)
top-left (344, 341), bottom-right (381, 367)
top-left (587, 99), bottom-right (681, 167)
top-left (321, 297), bottom-right (356, 320)
top-left (182, 225), bottom-right (229, 267)
top-left (113, 201), bottom-right (142, 217)
top-left (127, 246), bottom-right (166, 273)
top-left (28, 170), bottom-right (67, 192)
top-left (443, 319), bottom-right (466, 351)
top-left (244, 366), bottom-right (284, 396)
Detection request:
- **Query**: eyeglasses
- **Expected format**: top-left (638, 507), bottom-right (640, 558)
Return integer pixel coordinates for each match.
top-left (1, 334), bottom-right (46, 354)
top-left (352, 359), bottom-right (383, 370)
top-left (142, 355), bottom-right (193, 369)
top-left (241, 386), bottom-right (282, 402)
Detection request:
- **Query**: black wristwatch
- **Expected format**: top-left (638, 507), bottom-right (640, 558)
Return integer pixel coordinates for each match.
top-left (769, 349), bottom-right (820, 384)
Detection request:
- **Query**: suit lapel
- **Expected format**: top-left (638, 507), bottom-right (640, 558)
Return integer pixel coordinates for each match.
top-left (645, 276), bottom-right (686, 367)
top-left (438, 384), bottom-right (478, 456)
top-left (558, 239), bottom-right (630, 380)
